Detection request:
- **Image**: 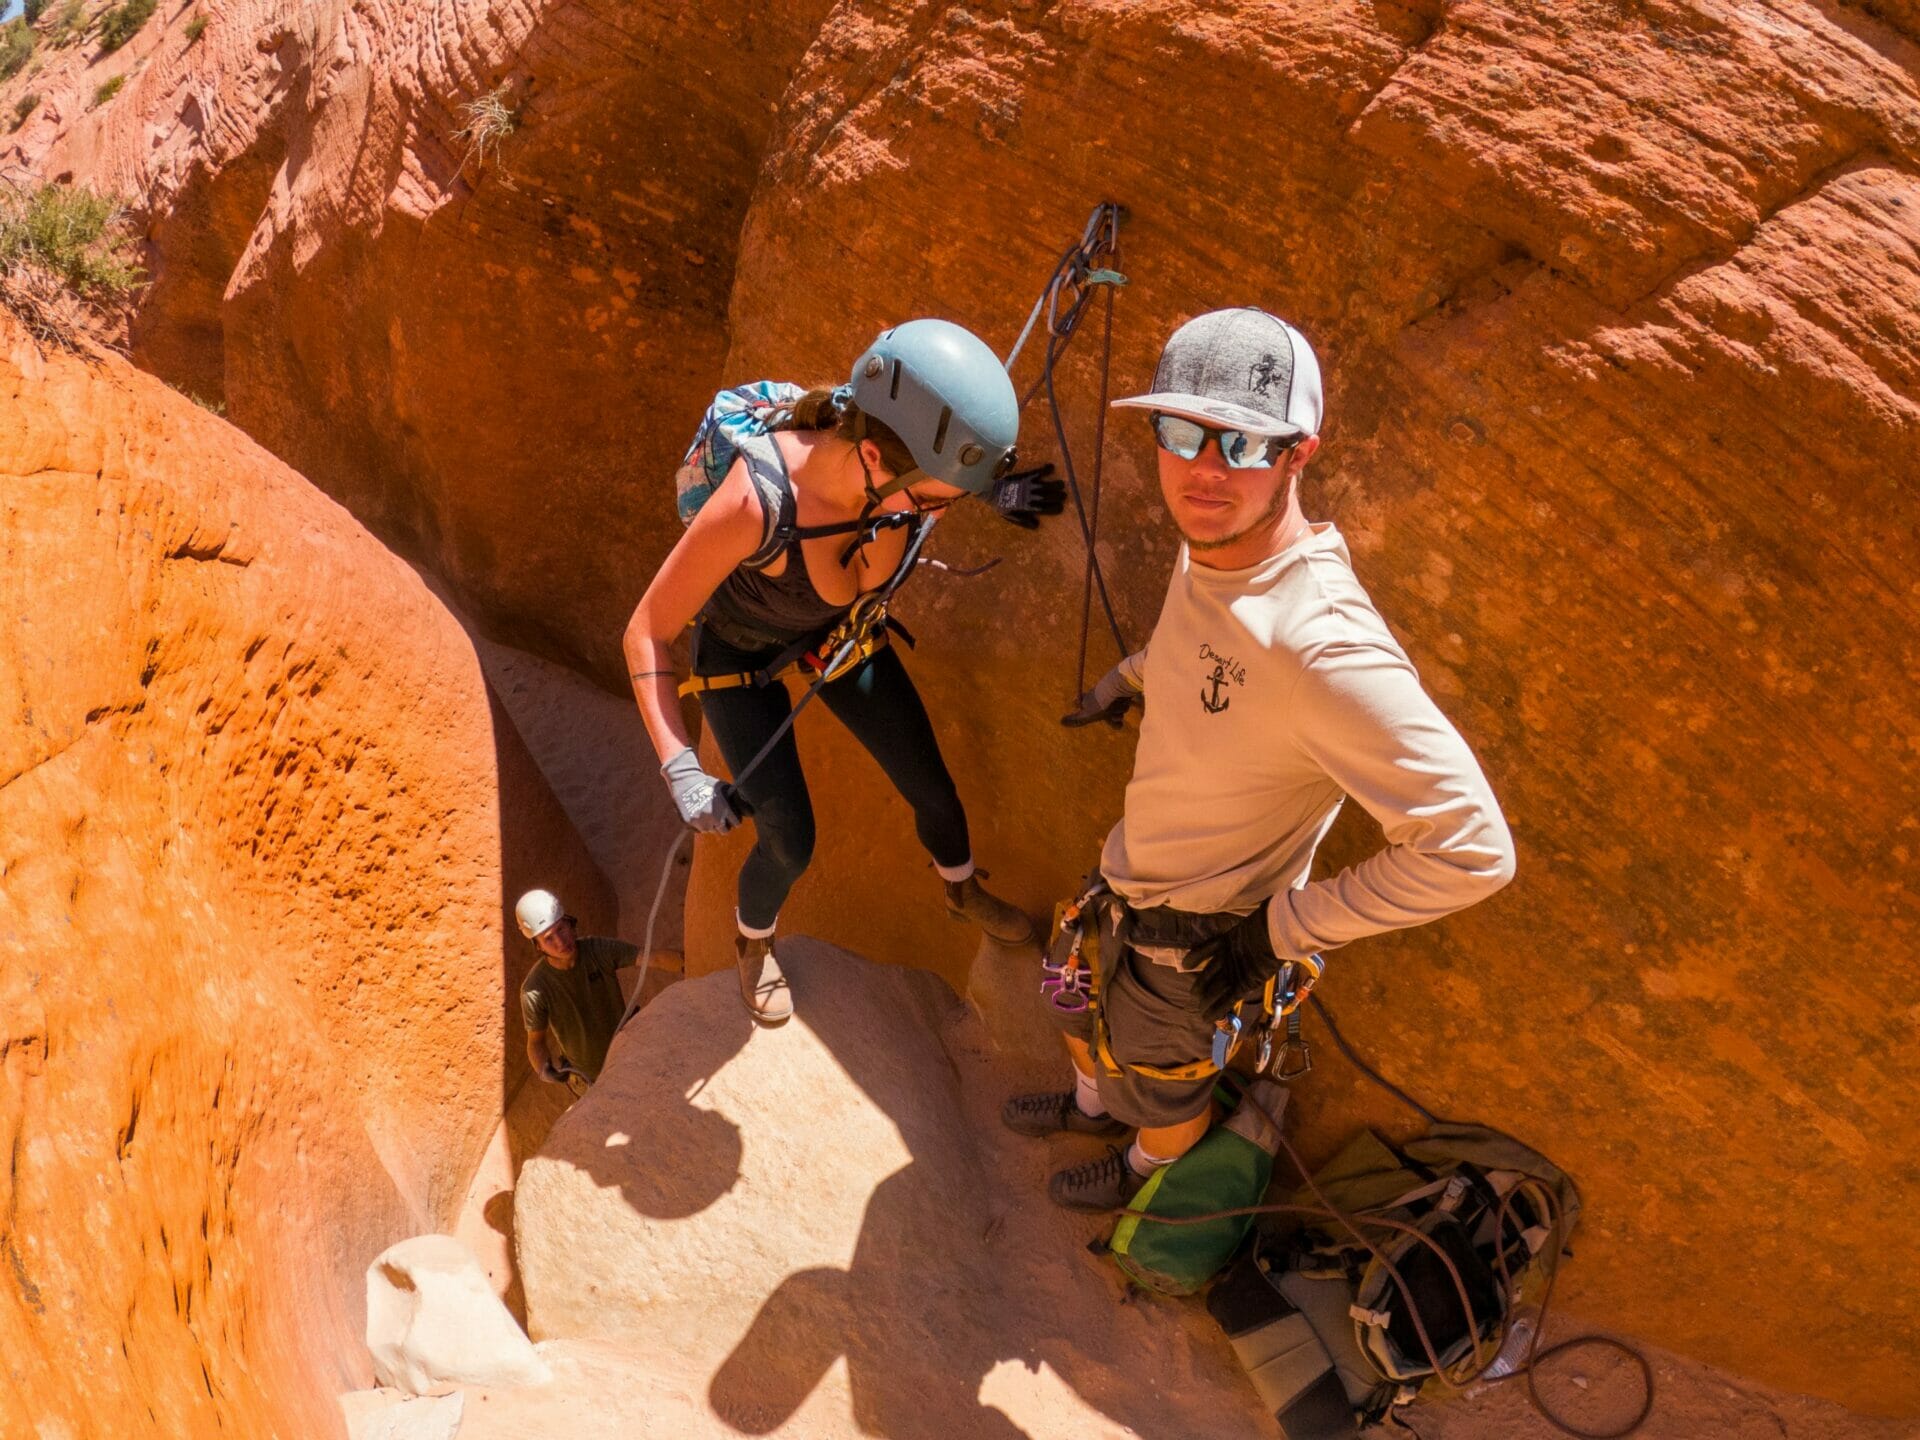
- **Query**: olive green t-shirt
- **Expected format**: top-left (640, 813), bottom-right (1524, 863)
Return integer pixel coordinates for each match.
top-left (519, 936), bottom-right (638, 1082)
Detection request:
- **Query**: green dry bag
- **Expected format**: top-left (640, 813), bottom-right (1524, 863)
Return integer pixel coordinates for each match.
top-left (1108, 1081), bottom-right (1288, 1296)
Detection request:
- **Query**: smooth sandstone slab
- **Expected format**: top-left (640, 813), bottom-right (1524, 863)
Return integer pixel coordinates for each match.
top-left (514, 939), bottom-right (1270, 1440)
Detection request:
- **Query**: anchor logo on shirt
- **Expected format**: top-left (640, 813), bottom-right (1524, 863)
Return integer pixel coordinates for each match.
top-left (1202, 661), bottom-right (1232, 714)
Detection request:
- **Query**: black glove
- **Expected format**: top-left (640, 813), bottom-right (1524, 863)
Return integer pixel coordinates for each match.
top-left (1190, 900), bottom-right (1283, 1021)
top-left (988, 463), bottom-right (1065, 530)
top-left (539, 1059), bottom-right (569, 1084)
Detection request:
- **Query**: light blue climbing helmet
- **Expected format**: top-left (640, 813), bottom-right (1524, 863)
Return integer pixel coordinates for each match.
top-left (848, 318), bottom-right (1019, 498)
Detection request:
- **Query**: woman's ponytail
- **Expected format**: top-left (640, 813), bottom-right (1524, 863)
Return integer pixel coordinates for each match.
top-left (779, 386), bottom-right (843, 431)
top-left (772, 383), bottom-right (917, 478)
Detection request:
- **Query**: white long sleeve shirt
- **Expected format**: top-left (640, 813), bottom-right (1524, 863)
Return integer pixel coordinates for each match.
top-left (1100, 523), bottom-right (1516, 963)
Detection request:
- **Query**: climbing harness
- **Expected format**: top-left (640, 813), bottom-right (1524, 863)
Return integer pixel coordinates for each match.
top-left (1005, 201), bottom-right (1133, 701)
top-left (1042, 876), bottom-right (1325, 1085)
top-left (675, 593), bottom-right (913, 698)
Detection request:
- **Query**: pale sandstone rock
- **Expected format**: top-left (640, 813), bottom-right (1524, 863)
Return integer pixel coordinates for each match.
top-left (340, 1388), bottom-right (467, 1440)
top-left (514, 938), bottom-right (1272, 1440)
top-left (366, 1235), bottom-right (550, 1394)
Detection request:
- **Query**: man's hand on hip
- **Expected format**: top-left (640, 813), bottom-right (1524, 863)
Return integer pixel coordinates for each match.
top-left (1061, 662), bottom-right (1143, 728)
top-left (1190, 900), bottom-right (1283, 1021)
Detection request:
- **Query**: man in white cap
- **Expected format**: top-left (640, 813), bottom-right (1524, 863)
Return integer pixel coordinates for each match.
top-left (515, 889), bottom-right (640, 1096)
top-left (1003, 308), bottom-right (1517, 1210)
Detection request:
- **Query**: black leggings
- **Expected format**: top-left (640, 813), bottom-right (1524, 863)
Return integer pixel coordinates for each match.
top-left (696, 633), bottom-right (972, 930)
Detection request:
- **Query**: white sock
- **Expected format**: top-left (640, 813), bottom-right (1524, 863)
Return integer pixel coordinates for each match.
top-left (1072, 1069), bottom-right (1107, 1118)
top-left (735, 909), bottom-right (776, 941)
top-left (934, 857), bottom-right (976, 883)
top-left (1128, 1140), bottom-right (1176, 1177)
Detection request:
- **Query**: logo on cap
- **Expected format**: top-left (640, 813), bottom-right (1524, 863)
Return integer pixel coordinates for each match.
top-left (1247, 354), bottom-right (1285, 397)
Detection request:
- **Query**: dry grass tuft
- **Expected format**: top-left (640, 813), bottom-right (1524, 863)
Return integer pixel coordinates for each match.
top-left (453, 83), bottom-right (519, 188)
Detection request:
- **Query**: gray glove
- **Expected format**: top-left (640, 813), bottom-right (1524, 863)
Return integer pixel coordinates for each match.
top-left (662, 749), bottom-right (741, 833)
top-left (1061, 663), bottom-right (1143, 728)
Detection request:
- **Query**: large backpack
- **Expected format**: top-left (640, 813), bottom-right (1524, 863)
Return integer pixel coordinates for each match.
top-left (1207, 1123), bottom-right (1579, 1436)
top-left (675, 381), bottom-right (807, 570)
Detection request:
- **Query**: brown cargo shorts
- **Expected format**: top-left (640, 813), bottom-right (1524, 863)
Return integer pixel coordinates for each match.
top-left (1050, 940), bottom-right (1223, 1129)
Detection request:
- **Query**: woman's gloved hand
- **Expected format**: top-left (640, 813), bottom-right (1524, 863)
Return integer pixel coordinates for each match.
top-left (662, 749), bottom-right (742, 833)
top-left (1061, 662), bottom-right (1144, 728)
top-left (1190, 899), bottom-right (1283, 1021)
top-left (989, 463), bottom-right (1066, 529)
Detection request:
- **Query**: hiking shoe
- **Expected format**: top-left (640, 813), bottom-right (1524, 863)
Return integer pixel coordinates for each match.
top-left (1001, 1090), bottom-right (1129, 1140)
top-left (736, 933), bottom-right (792, 1026)
top-left (944, 873), bottom-right (1035, 946)
top-left (1048, 1145), bottom-right (1150, 1213)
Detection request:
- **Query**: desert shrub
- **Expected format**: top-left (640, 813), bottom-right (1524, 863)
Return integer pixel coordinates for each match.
top-left (184, 13), bottom-right (205, 42)
top-left (24, 0), bottom-right (49, 24)
top-left (0, 184), bottom-right (143, 293)
top-left (49, 1), bottom-right (86, 46)
top-left (12, 92), bottom-right (40, 129)
top-left (0, 181), bottom-right (144, 345)
top-left (0, 19), bottom-right (36, 80)
top-left (96, 0), bottom-right (155, 53)
top-left (92, 73), bottom-right (123, 105)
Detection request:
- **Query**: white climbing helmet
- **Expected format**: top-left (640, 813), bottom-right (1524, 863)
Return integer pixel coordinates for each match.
top-left (515, 889), bottom-right (565, 940)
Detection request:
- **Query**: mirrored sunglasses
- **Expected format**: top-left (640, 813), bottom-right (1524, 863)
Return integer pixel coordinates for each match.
top-left (1151, 413), bottom-right (1294, 469)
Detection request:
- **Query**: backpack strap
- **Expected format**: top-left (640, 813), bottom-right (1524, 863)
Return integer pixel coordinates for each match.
top-left (735, 433), bottom-right (797, 571)
top-left (735, 433), bottom-right (918, 567)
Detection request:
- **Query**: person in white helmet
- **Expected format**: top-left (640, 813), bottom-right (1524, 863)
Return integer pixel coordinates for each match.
top-left (515, 889), bottom-right (639, 1095)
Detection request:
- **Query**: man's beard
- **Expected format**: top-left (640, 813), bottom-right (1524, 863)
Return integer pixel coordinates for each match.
top-left (1180, 478), bottom-right (1293, 553)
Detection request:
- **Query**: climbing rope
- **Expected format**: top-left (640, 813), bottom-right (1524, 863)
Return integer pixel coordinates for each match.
top-left (1005, 201), bottom-right (1132, 699)
top-left (1120, 1000), bottom-right (1657, 1439)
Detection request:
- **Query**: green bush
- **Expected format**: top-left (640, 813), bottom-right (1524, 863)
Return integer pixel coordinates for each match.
top-left (97, 0), bottom-right (155, 53)
top-left (184, 14), bottom-right (206, 42)
top-left (92, 73), bottom-right (123, 105)
top-left (0, 182), bottom-right (145, 296)
top-left (12, 92), bottom-right (40, 129)
top-left (0, 19), bottom-right (35, 80)
top-left (49, 1), bottom-right (85, 46)
top-left (24, 0), bottom-right (49, 24)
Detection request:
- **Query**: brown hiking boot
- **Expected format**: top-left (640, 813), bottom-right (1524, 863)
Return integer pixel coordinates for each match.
top-left (1001, 1089), bottom-right (1130, 1140)
top-left (1047, 1145), bottom-right (1151, 1212)
top-left (943, 873), bottom-right (1035, 946)
top-left (735, 933), bottom-right (792, 1025)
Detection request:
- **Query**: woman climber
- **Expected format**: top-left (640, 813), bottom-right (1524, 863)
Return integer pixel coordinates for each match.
top-left (622, 319), bottom-right (1064, 1024)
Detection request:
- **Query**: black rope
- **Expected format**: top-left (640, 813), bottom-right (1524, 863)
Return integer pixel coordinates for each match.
top-left (1007, 202), bottom-right (1131, 696)
top-left (1308, 992), bottom-right (1442, 1126)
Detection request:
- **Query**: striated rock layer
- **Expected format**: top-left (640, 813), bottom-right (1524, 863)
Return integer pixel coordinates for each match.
top-left (3, 0), bottom-right (1918, 1420)
top-left (0, 317), bottom-right (612, 1440)
top-left (6, 0), bottom-right (840, 678)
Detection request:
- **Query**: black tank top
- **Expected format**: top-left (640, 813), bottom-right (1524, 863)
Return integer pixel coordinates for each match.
top-left (696, 434), bottom-right (855, 653)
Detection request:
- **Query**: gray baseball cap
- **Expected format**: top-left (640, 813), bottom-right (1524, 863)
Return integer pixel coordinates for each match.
top-left (1112, 307), bottom-right (1323, 439)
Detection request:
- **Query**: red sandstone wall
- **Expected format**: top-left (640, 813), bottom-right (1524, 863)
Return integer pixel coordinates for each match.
top-left (0, 318), bottom-right (613, 1439)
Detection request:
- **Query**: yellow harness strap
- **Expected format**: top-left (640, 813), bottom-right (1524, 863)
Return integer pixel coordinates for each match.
top-left (677, 617), bottom-right (892, 698)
